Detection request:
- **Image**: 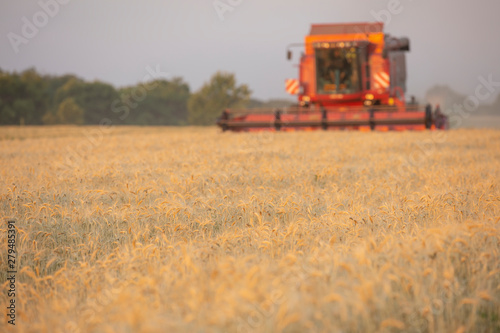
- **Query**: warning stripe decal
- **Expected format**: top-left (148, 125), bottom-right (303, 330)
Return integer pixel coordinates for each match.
top-left (285, 79), bottom-right (299, 95)
top-left (373, 72), bottom-right (390, 89)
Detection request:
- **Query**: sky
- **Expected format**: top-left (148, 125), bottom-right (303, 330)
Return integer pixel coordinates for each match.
top-left (1, 0), bottom-right (499, 103)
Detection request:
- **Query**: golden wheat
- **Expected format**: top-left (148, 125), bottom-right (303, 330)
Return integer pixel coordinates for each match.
top-left (0, 126), bottom-right (499, 332)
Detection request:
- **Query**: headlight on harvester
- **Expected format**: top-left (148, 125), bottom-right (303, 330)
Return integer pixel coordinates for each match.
top-left (364, 94), bottom-right (374, 106)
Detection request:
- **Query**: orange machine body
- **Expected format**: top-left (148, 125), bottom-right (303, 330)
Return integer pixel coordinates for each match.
top-left (299, 22), bottom-right (405, 108)
top-left (217, 22), bottom-right (438, 132)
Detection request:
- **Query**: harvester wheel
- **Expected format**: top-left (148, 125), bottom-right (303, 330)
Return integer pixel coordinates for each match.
top-left (275, 109), bottom-right (282, 131)
top-left (321, 108), bottom-right (328, 130)
top-left (369, 108), bottom-right (375, 131)
top-left (425, 104), bottom-right (432, 129)
top-left (221, 110), bottom-right (229, 132)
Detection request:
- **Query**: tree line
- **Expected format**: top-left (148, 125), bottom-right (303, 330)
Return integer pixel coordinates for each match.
top-left (0, 68), bottom-right (291, 126)
top-left (426, 84), bottom-right (500, 116)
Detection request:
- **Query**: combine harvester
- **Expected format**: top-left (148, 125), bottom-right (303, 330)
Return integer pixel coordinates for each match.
top-left (217, 22), bottom-right (443, 132)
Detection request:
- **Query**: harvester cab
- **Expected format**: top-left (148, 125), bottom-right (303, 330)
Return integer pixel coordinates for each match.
top-left (217, 22), bottom-right (441, 132)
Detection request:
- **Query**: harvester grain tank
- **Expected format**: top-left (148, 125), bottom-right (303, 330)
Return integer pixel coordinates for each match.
top-left (217, 22), bottom-right (443, 131)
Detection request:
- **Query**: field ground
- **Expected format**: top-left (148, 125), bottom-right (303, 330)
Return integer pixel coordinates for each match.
top-left (1, 126), bottom-right (499, 332)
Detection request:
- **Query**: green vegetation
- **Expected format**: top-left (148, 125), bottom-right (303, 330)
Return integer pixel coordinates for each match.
top-left (188, 71), bottom-right (251, 125)
top-left (55, 98), bottom-right (84, 125)
top-left (118, 78), bottom-right (190, 126)
top-left (1, 68), bottom-right (288, 126)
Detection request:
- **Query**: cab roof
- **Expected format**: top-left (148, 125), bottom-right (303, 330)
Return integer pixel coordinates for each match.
top-left (309, 22), bottom-right (384, 36)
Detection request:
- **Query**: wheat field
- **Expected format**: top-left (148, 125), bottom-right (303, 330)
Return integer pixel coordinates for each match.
top-left (0, 126), bottom-right (499, 333)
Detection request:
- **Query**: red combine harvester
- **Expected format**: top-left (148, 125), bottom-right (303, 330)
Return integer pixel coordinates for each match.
top-left (217, 22), bottom-right (443, 132)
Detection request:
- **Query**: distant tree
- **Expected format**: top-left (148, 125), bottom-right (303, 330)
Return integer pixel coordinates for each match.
top-left (19, 68), bottom-right (48, 124)
top-left (44, 74), bottom-right (79, 110)
top-left (54, 78), bottom-right (119, 124)
top-left (0, 67), bottom-right (195, 126)
top-left (42, 111), bottom-right (59, 125)
top-left (56, 97), bottom-right (84, 124)
top-left (80, 81), bottom-right (119, 124)
top-left (188, 72), bottom-right (251, 125)
top-left (0, 71), bottom-right (19, 124)
top-left (425, 85), bottom-right (466, 113)
top-left (13, 99), bottom-right (35, 125)
top-left (425, 85), bottom-right (500, 125)
top-left (0, 105), bottom-right (16, 124)
top-left (0, 68), bottom-right (48, 125)
top-left (118, 77), bottom-right (190, 125)
top-left (38, 74), bottom-right (79, 125)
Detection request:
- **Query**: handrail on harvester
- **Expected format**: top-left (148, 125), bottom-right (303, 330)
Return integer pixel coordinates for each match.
top-left (216, 105), bottom-right (433, 132)
top-left (221, 104), bottom-right (425, 117)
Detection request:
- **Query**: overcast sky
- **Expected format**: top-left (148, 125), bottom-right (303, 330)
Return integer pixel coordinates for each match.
top-left (1, 0), bottom-right (499, 102)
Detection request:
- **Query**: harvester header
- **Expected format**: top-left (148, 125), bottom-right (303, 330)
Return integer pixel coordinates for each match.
top-left (217, 22), bottom-right (444, 132)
